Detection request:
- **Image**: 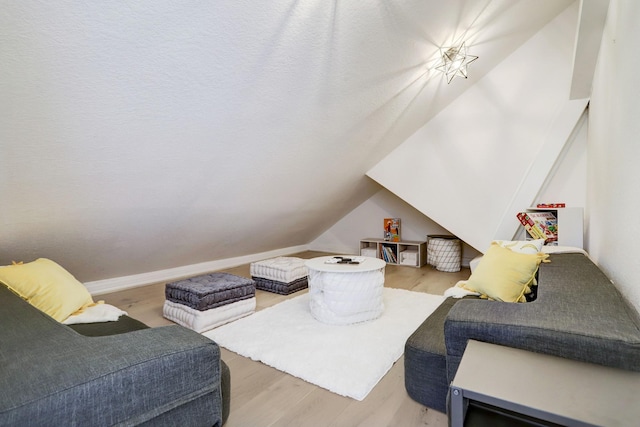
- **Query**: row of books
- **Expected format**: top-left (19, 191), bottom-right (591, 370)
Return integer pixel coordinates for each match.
top-left (516, 211), bottom-right (558, 243)
top-left (380, 246), bottom-right (398, 263)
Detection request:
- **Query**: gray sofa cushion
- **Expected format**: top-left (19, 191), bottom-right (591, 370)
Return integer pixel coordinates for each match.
top-left (69, 315), bottom-right (231, 425)
top-left (445, 253), bottom-right (640, 382)
top-left (0, 285), bottom-right (225, 426)
top-left (68, 314), bottom-right (231, 425)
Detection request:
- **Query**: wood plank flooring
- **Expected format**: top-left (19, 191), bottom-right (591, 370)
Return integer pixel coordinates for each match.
top-left (99, 251), bottom-right (471, 427)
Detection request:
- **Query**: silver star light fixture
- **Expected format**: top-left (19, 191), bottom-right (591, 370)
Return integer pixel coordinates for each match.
top-left (435, 42), bottom-right (478, 84)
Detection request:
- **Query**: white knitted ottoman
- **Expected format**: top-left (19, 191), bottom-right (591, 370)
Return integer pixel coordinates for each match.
top-left (250, 257), bottom-right (308, 295)
top-left (163, 272), bottom-right (256, 333)
top-left (305, 256), bottom-right (386, 325)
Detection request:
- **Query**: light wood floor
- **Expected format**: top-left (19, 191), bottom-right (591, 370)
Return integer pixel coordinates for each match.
top-left (100, 251), bottom-right (471, 427)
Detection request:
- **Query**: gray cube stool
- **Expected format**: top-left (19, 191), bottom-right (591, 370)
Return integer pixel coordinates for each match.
top-left (163, 272), bottom-right (256, 332)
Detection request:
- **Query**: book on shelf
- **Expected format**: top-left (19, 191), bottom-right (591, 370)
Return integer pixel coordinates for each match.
top-left (517, 211), bottom-right (558, 243)
top-left (516, 212), bottom-right (542, 240)
top-left (383, 218), bottom-right (400, 242)
top-left (380, 245), bottom-right (397, 263)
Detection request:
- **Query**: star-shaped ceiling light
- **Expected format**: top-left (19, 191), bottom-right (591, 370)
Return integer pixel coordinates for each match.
top-left (435, 42), bottom-right (478, 84)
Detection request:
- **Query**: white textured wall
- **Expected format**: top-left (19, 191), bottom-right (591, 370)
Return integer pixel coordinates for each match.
top-left (1, 1), bottom-right (572, 283)
top-left (367, 3), bottom-right (582, 253)
top-left (309, 188), bottom-right (480, 265)
top-left (310, 189), bottom-right (449, 251)
top-left (588, 0), bottom-right (640, 312)
top-left (536, 112), bottom-right (588, 208)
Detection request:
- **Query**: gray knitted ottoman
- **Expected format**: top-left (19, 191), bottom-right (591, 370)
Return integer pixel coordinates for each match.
top-left (163, 272), bottom-right (256, 332)
top-left (250, 257), bottom-right (308, 295)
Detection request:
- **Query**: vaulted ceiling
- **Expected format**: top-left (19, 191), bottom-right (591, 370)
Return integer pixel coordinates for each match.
top-left (2, 1), bottom-right (577, 282)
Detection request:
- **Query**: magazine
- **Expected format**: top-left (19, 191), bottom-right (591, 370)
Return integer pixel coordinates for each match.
top-left (383, 218), bottom-right (400, 242)
top-left (516, 211), bottom-right (557, 242)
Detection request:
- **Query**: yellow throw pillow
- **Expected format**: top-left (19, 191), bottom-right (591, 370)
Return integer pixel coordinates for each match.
top-left (0, 258), bottom-right (94, 321)
top-left (461, 243), bottom-right (549, 302)
top-left (493, 239), bottom-right (545, 254)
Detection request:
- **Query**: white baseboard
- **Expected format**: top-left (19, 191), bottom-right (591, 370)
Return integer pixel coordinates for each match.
top-left (85, 245), bottom-right (309, 296)
top-left (307, 243), bottom-right (359, 256)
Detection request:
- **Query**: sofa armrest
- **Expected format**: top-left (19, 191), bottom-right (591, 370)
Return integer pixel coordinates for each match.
top-left (444, 298), bottom-right (544, 381)
top-left (2, 325), bottom-right (224, 426)
top-left (1, 286), bottom-right (224, 426)
top-left (444, 254), bottom-right (640, 383)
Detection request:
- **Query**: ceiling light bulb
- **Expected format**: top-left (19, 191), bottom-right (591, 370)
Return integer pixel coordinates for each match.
top-left (435, 42), bottom-right (478, 84)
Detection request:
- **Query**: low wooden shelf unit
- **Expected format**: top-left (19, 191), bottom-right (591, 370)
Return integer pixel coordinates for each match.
top-left (359, 238), bottom-right (427, 268)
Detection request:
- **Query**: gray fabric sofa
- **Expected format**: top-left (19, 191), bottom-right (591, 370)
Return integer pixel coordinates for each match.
top-left (405, 252), bottom-right (640, 413)
top-left (0, 284), bottom-right (230, 426)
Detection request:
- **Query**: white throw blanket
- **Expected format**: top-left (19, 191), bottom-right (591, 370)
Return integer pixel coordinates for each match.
top-left (62, 302), bottom-right (128, 324)
top-left (444, 285), bottom-right (480, 299)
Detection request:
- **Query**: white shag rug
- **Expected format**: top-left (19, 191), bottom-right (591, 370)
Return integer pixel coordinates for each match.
top-left (203, 288), bottom-right (445, 401)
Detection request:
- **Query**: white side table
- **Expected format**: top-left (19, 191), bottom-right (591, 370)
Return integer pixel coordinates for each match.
top-left (304, 256), bottom-right (386, 325)
top-left (450, 340), bottom-right (640, 426)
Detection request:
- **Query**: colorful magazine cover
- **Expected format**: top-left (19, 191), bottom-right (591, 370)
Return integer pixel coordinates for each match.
top-left (383, 218), bottom-right (400, 242)
top-left (516, 211), bottom-right (557, 242)
top-left (527, 211), bottom-right (558, 241)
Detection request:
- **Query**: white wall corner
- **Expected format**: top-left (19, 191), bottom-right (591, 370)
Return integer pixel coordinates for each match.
top-left (570, 0), bottom-right (610, 99)
top-left (492, 99), bottom-right (589, 241)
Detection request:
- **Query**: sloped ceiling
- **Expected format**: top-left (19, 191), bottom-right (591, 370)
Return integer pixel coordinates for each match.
top-left (1, 0), bottom-right (573, 282)
top-left (367, 2), bottom-right (590, 253)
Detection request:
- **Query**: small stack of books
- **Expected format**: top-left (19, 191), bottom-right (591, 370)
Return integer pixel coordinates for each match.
top-left (380, 246), bottom-right (398, 263)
